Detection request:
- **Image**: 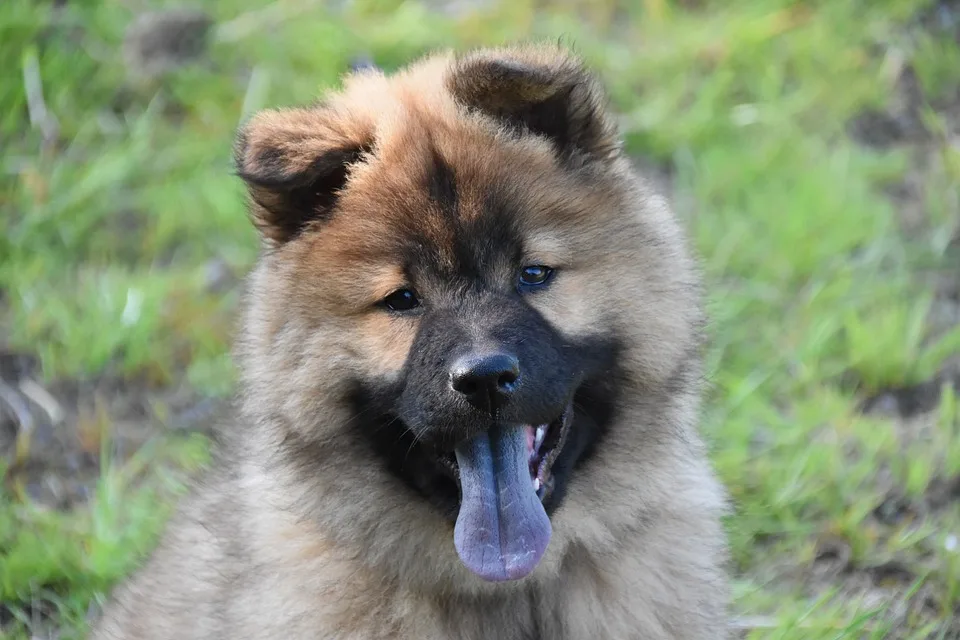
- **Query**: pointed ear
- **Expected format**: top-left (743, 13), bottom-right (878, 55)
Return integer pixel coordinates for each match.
top-left (234, 107), bottom-right (372, 245)
top-left (446, 46), bottom-right (620, 161)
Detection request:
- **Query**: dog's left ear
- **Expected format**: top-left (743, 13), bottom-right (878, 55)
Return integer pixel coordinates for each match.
top-left (447, 46), bottom-right (620, 162)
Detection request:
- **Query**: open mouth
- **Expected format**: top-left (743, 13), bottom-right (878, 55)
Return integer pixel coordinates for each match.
top-left (437, 403), bottom-right (571, 504)
top-left (436, 401), bottom-right (573, 583)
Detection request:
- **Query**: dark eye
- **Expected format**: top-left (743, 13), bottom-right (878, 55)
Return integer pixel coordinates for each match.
top-left (383, 289), bottom-right (420, 312)
top-left (518, 265), bottom-right (554, 288)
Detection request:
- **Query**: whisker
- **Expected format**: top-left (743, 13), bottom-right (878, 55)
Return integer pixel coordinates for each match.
top-left (402, 423), bottom-right (432, 468)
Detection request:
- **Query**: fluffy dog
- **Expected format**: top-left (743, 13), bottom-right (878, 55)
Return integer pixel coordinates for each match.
top-left (91, 44), bottom-right (730, 640)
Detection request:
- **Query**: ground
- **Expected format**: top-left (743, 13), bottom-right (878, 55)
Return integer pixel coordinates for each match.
top-left (1, 0), bottom-right (959, 638)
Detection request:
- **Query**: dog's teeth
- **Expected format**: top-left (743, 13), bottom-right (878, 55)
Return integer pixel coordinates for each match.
top-left (534, 426), bottom-right (546, 450)
top-left (533, 477), bottom-right (541, 491)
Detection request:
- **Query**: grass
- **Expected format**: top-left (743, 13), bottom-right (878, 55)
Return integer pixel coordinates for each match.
top-left (1, 0), bottom-right (959, 637)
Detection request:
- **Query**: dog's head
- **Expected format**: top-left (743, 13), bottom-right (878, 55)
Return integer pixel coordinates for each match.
top-left (234, 45), bottom-right (703, 589)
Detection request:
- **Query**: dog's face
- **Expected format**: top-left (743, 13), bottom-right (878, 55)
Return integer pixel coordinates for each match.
top-left (235, 46), bottom-right (701, 587)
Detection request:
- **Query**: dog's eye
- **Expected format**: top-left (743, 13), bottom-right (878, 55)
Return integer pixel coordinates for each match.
top-left (383, 289), bottom-right (421, 312)
top-left (518, 266), bottom-right (554, 288)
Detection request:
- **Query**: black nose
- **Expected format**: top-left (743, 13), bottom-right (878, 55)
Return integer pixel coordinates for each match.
top-left (450, 352), bottom-right (520, 408)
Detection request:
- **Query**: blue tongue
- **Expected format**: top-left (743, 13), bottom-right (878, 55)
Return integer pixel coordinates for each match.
top-left (453, 424), bottom-right (552, 581)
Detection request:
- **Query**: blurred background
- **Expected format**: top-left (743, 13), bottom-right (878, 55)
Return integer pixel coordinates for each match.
top-left (2, 0), bottom-right (959, 637)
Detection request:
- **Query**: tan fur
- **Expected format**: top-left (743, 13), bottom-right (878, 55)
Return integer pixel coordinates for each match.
top-left (91, 43), bottom-right (730, 639)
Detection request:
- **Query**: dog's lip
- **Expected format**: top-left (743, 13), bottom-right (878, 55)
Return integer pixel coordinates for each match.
top-left (535, 405), bottom-right (573, 497)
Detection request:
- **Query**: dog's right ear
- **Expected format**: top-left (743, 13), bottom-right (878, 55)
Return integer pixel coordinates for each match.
top-left (234, 108), bottom-right (372, 245)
